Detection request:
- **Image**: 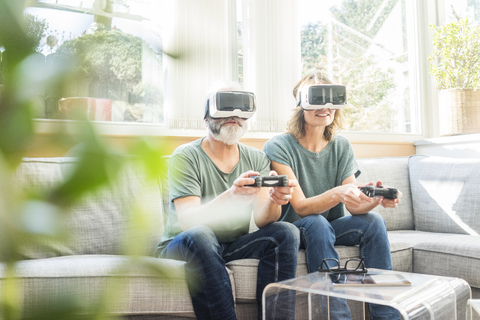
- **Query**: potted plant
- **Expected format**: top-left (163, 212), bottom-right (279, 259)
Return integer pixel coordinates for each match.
top-left (429, 17), bottom-right (480, 136)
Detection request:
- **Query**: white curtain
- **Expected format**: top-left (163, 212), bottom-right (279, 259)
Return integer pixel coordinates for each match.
top-left (162, 0), bottom-right (300, 132)
top-left (242, 0), bottom-right (301, 132)
top-left (162, 0), bottom-right (237, 130)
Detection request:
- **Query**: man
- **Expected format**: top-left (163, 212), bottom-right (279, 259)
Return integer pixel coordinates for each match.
top-left (156, 81), bottom-right (300, 320)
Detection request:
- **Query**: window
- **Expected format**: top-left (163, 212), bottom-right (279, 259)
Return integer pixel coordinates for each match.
top-left (15, 0), bottom-right (466, 140)
top-left (299, 0), bottom-right (420, 135)
top-left (445, 0), bottom-right (480, 24)
top-left (21, 0), bottom-right (163, 124)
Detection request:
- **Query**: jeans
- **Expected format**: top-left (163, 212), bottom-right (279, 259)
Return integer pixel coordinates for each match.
top-left (293, 212), bottom-right (401, 320)
top-left (158, 222), bottom-right (300, 320)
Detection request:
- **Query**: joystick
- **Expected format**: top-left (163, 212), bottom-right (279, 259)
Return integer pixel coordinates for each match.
top-left (246, 175), bottom-right (289, 187)
top-left (359, 185), bottom-right (398, 200)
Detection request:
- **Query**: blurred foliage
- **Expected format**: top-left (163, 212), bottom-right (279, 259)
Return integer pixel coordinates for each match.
top-left (300, 0), bottom-right (396, 132)
top-left (0, 1), bottom-right (171, 319)
top-left (429, 18), bottom-right (480, 89)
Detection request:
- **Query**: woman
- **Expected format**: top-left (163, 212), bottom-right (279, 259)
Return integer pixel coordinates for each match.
top-left (263, 71), bottom-right (402, 320)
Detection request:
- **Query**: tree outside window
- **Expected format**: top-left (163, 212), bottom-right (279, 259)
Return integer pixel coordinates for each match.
top-left (300, 0), bottom-right (416, 134)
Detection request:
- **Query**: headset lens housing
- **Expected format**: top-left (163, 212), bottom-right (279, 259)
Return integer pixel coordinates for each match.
top-left (300, 85), bottom-right (347, 110)
top-left (208, 91), bottom-right (256, 119)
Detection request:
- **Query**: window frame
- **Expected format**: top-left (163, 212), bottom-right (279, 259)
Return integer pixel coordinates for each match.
top-left (32, 0), bottom-right (442, 143)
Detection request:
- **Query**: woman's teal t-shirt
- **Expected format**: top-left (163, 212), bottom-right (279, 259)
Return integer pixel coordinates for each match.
top-left (263, 134), bottom-right (360, 222)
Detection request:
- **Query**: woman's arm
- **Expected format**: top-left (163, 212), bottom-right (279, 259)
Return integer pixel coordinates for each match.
top-left (271, 161), bottom-right (374, 217)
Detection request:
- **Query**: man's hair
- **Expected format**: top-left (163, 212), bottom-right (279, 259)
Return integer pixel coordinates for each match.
top-left (204, 80), bottom-right (242, 119)
top-left (286, 70), bottom-right (345, 141)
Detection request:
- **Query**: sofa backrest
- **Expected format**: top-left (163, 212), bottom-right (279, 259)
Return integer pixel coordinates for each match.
top-left (356, 157), bottom-right (414, 231)
top-left (13, 157), bottom-right (166, 259)
top-left (409, 155), bottom-right (480, 235)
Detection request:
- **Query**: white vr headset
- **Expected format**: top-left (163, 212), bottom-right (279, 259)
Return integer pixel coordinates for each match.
top-left (298, 84), bottom-right (347, 110)
top-left (204, 91), bottom-right (256, 119)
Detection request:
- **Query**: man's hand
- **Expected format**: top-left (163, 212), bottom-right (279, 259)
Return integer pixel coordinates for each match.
top-left (268, 170), bottom-right (297, 205)
top-left (229, 170), bottom-right (263, 205)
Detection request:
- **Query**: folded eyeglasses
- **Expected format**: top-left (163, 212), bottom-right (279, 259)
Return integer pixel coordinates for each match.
top-left (318, 258), bottom-right (367, 275)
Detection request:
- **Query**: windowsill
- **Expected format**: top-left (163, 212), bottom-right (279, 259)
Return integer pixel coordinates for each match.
top-left (414, 133), bottom-right (480, 146)
top-left (414, 133), bottom-right (480, 158)
top-left (33, 119), bottom-right (425, 142)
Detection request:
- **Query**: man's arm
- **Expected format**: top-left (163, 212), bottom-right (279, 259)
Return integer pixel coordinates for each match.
top-left (175, 170), bottom-right (264, 231)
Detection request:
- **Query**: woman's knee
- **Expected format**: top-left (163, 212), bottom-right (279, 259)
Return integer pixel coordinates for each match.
top-left (269, 221), bottom-right (300, 244)
top-left (298, 215), bottom-right (333, 233)
top-left (365, 211), bottom-right (387, 229)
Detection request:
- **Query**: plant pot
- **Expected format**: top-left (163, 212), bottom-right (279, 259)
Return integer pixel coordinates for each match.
top-left (58, 97), bottom-right (112, 121)
top-left (439, 88), bottom-right (480, 136)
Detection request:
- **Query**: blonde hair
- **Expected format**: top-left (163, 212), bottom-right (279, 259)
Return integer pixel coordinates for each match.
top-left (286, 70), bottom-right (345, 141)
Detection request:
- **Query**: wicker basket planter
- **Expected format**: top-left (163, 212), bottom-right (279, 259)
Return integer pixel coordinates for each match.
top-left (439, 88), bottom-right (480, 136)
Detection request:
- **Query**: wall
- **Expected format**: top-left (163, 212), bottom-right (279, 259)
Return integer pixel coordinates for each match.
top-left (27, 133), bottom-right (415, 159)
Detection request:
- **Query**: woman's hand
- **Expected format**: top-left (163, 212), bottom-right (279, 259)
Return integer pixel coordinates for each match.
top-left (373, 180), bottom-right (402, 208)
top-left (335, 182), bottom-right (374, 208)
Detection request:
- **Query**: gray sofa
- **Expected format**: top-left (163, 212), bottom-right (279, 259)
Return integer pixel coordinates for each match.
top-left (1, 154), bottom-right (478, 319)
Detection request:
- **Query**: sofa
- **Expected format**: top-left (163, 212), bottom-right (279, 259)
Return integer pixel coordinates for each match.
top-left (0, 154), bottom-right (478, 319)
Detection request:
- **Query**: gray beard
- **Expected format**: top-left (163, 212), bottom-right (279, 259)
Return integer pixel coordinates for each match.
top-left (207, 117), bottom-right (247, 145)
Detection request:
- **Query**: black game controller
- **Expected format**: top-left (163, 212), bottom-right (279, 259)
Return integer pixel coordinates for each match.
top-left (246, 175), bottom-right (289, 187)
top-left (359, 185), bottom-right (398, 200)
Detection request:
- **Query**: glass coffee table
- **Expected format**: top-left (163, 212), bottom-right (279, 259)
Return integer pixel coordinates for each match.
top-left (263, 269), bottom-right (471, 320)
top-left (468, 299), bottom-right (480, 319)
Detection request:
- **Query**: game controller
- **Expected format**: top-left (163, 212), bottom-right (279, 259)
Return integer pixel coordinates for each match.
top-left (359, 185), bottom-right (398, 200)
top-left (246, 175), bottom-right (289, 187)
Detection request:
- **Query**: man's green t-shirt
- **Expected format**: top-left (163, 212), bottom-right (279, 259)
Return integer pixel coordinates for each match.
top-left (263, 134), bottom-right (360, 223)
top-left (156, 138), bottom-right (270, 253)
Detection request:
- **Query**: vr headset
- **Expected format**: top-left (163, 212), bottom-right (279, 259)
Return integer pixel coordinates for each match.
top-left (204, 91), bottom-right (256, 119)
top-left (298, 84), bottom-right (347, 110)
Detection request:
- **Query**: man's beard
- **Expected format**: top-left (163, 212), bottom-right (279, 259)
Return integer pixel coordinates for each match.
top-left (207, 117), bottom-right (247, 145)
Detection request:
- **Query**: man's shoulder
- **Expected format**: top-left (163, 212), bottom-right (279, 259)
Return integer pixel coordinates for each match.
top-left (239, 142), bottom-right (267, 159)
top-left (172, 138), bottom-right (203, 157)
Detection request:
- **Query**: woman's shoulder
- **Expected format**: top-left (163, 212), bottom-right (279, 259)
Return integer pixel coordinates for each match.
top-left (332, 135), bottom-right (352, 147)
top-left (265, 133), bottom-right (294, 146)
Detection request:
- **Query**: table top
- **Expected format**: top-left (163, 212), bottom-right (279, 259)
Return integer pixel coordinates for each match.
top-left (263, 269), bottom-right (469, 315)
top-left (468, 299), bottom-right (480, 315)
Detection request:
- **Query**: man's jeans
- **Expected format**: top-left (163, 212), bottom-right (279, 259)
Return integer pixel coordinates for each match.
top-left (293, 212), bottom-right (401, 320)
top-left (159, 222), bottom-right (300, 320)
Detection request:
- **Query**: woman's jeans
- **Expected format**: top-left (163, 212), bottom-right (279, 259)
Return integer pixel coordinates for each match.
top-left (293, 212), bottom-right (401, 320)
top-left (159, 222), bottom-right (300, 320)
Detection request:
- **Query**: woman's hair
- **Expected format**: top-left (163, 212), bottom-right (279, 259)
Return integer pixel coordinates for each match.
top-left (286, 70), bottom-right (345, 141)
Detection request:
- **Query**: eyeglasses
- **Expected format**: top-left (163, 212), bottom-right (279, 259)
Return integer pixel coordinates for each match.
top-left (329, 272), bottom-right (368, 285)
top-left (318, 258), bottom-right (367, 275)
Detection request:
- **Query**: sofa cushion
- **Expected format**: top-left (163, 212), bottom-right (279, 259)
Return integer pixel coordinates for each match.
top-left (413, 234), bottom-right (480, 289)
top-left (356, 157), bottom-right (414, 231)
top-left (225, 240), bottom-right (412, 303)
top-left (409, 155), bottom-right (480, 235)
top-left (0, 255), bottom-right (233, 317)
top-left (14, 158), bottom-right (164, 259)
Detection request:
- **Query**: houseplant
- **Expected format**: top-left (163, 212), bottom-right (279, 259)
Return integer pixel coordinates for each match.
top-left (429, 17), bottom-right (480, 135)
